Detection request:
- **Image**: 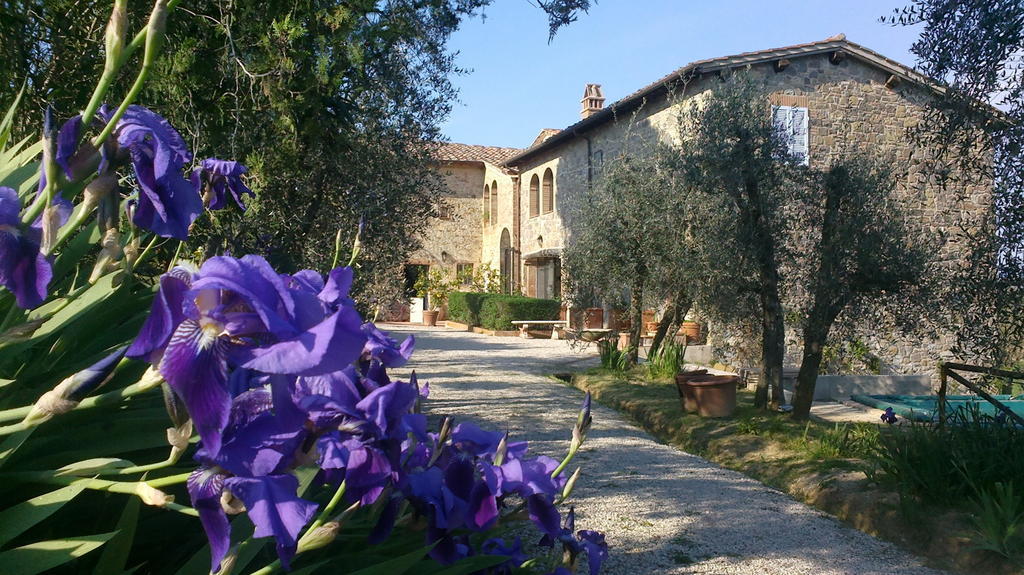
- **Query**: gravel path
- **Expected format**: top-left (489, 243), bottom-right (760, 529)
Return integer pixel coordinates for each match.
top-left (387, 324), bottom-right (949, 575)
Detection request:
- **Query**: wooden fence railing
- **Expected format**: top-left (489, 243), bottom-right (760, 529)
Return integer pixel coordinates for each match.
top-left (938, 362), bottom-right (1024, 427)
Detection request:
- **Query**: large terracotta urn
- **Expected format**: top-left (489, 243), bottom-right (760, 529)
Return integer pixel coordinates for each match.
top-left (584, 307), bottom-right (604, 329)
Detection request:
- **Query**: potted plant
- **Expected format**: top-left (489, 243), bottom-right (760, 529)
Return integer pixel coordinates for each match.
top-left (414, 270), bottom-right (453, 326)
top-left (680, 320), bottom-right (702, 344)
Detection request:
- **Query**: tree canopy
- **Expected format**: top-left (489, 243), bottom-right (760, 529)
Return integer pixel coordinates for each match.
top-left (0, 0), bottom-right (592, 310)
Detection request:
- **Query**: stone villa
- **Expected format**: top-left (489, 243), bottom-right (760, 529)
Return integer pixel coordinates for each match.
top-left (408, 35), bottom-right (990, 377)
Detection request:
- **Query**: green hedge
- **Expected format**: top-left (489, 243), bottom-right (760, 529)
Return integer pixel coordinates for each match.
top-left (448, 292), bottom-right (561, 329)
top-left (447, 292), bottom-right (487, 325)
top-left (479, 295), bottom-right (561, 331)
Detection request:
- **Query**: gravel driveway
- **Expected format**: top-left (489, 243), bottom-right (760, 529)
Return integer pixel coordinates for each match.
top-left (386, 324), bottom-right (948, 575)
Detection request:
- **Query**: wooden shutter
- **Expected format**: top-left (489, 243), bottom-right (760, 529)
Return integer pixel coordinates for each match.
top-left (529, 175), bottom-right (539, 218)
top-left (791, 107), bottom-right (809, 165)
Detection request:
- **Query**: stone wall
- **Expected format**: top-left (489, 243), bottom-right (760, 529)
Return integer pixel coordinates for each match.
top-left (410, 162), bottom-right (484, 275)
top-left (510, 52), bottom-right (990, 379)
top-left (480, 163), bottom-right (518, 272)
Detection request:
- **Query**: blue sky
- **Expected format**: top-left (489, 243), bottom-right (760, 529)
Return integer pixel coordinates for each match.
top-left (442, 0), bottom-right (924, 148)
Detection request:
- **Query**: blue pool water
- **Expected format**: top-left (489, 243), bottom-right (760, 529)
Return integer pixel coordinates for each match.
top-left (851, 394), bottom-right (1024, 422)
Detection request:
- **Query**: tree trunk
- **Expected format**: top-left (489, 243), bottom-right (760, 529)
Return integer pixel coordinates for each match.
top-left (756, 279), bottom-right (786, 410)
top-left (649, 290), bottom-right (691, 358)
top-left (742, 176), bottom-right (785, 411)
top-left (627, 275), bottom-right (644, 365)
top-left (792, 315), bottom-right (831, 420)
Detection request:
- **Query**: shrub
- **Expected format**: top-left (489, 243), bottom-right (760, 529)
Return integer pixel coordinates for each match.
top-left (646, 339), bottom-right (687, 379)
top-left (599, 340), bottom-right (631, 373)
top-left (971, 481), bottom-right (1024, 563)
top-left (447, 291), bottom-right (486, 325)
top-left (478, 294), bottom-right (560, 330)
top-left (871, 407), bottom-right (1024, 505)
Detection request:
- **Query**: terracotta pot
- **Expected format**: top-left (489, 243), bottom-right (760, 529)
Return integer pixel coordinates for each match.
top-left (423, 310), bottom-right (439, 327)
top-left (584, 307), bottom-right (604, 329)
top-left (438, 306), bottom-right (448, 321)
top-left (688, 375), bottom-right (739, 417)
top-left (681, 321), bottom-right (701, 344)
top-left (674, 370), bottom-right (708, 413)
top-left (642, 310), bottom-right (656, 326)
top-left (611, 309), bottom-right (630, 330)
top-left (618, 331), bottom-right (631, 350)
top-left (644, 321), bottom-right (659, 335)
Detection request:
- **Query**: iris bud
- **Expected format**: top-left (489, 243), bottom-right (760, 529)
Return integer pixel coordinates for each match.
top-left (135, 482), bottom-right (173, 506)
top-left (493, 433), bottom-right (509, 466)
top-left (83, 174), bottom-right (118, 213)
top-left (214, 546), bottom-right (239, 575)
top-left (296, 521), bottom-right (339, 553)
top-left (105, 0), bottom-right (127, 69)
top-left (42, 106), bottom-right (61, 200)
top-left (40, 204), bottom-right (61, 255)
top-left (162, 382), bottom-right (190, 428)
top-left (557, 467), bottom-right (582, 504)
top-left (24, 347), bottom-right (127, 424)
top-left (144, 0), bottom-right (169, 66)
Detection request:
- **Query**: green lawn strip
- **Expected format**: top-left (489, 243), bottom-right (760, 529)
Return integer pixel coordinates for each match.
top-left (566, 368), bottom-right (1022, 575)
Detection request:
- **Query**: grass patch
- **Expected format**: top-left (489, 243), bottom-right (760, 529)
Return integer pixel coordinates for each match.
top-left (567, 367), bottom-right (1024, 575)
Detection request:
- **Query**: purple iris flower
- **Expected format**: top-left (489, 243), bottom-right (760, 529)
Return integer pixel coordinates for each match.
top-left (362, 323), bottom-right (415, 367)
top-left (187, 388), bottom-right (317, 572)
top-left (480, 538), bottom-right (527, 574)
top-left (192, 158), bottom-right (254, 210)
top-left (539, 508), bottom-right (609, 575)
top-left (578, 530), bottom-right (609, 575)
top-left (55, 114), bottom-right (83, 179)
top-left (127, 255), bottom-right (366, 454)
top-left (0, 187), bottom-right (52, 308)
top-left (224, 474), bottom-right (318, 570)
top-left (102, 105), bottom-right (201, 239)
top-left (881, 407), bottom-right (898, 425)
top-left (451, 422), bottom-right (526, 460)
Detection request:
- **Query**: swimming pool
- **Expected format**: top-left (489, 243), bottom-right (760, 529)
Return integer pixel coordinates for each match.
top-left (851, 394), bottom-right (1024, 422)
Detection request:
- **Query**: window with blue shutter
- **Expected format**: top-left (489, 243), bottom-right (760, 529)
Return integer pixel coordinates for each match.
top-left (771, 105), bottom-right (809, 166)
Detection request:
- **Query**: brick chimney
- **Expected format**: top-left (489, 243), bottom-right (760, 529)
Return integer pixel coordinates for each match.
top-left (580, 84), bottom-right (605, 119)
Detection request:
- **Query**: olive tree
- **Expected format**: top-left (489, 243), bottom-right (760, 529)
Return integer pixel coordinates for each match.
top-left (562, 149), bottom-right (691, 365)
top-left (671, 76), bottom-right (801, 409)
top-left (788, 158), bottom-right (930, 420)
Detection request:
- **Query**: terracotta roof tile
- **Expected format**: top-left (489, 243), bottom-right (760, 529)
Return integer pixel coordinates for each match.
top-left (433, 142), bottom-right (523, 166)
top-left (531, 129), bottom-right (562, 147)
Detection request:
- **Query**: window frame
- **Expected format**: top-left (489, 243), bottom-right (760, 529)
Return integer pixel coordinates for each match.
top-left (771, 104), bottom-right (810, 166)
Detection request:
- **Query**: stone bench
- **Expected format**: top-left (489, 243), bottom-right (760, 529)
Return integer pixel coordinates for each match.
top-left (510, 320), bottom-right (570, 339)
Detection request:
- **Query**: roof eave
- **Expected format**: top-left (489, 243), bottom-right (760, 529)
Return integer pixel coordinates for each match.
top-left (503, 40), bottom-right (955, 167)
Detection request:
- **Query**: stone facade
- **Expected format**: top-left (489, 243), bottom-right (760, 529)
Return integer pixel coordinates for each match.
top-left (421, 37), bottom-right (992, 379)
top-left (408, 162), bottom-right (485, 273)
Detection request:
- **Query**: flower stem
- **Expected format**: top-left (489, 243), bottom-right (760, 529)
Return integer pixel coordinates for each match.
top-left (20, 191), bottom-right (48, 226)
top-left (550, 446), bottom-right (577, 480)
top-left (116, 449), bottom-right (185, 476)
top-left (133, 235), bottom-right (161, 269)
top-left (49, 202), bottom-right (97, 255)
top-left (0, 421), bottom-right (30, 436)
top-left (91, 0), bottom-right (176, 149)
top-left (309, 481), bottom-right (346, 533)
top-left (79, 0), bottom-right (183, 129)
top-left (90, 66), bottom-right (152, 149)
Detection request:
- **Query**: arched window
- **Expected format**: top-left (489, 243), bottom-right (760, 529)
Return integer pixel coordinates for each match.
top-left (529, 174), bottom-right (540, 218)
top-left (490, 180), bottom-right (498, 225)
top-left (542, 168), bottom-right (554, 214)
top-left (483, 184), bottom-right (491, 225)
